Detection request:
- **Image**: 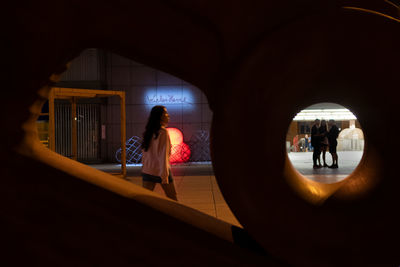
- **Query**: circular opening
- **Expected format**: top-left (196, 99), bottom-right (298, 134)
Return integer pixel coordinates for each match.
top-left (286, 102), bottom-right (364, 184)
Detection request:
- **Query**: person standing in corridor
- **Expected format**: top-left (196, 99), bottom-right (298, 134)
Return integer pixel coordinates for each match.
top-left (328, 119), bottom-right (340, 168)
top-left (305, 134), bottom-right (309, 152)
top-left (311, 119), bottom-right (322, 168)
top-left (141, 105), bottom-right (178, 201)
top-left (320, 120), bottom-right (329, 167)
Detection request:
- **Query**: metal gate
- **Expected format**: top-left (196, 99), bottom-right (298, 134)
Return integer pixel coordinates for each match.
top-left (55, 101), bottom-right (100, 162)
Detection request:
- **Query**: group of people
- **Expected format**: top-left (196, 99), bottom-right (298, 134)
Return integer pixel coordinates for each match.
top-left (311, 119), bottom-right (340, 169)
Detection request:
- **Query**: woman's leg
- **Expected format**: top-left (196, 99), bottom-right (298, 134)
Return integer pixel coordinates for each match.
top-left (318, 146), bottom-right (322, 166)
top-left (143, 181), bottom-right (156, 191)
top-left (334, 153), bottom-right (338, 166)
top-left (161, 182), bottom-right (178, 201)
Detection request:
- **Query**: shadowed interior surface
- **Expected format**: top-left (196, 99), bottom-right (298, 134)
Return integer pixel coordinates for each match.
top-left (3, 0), bottom-right (400, 266)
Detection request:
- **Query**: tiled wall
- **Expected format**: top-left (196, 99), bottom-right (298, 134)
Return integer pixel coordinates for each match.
top-left (59, 49), bottom-right (213, 162)
top-left (59, 48), bottom-right (107, 89)
top-left (104, 52), bottom-right (212, 162)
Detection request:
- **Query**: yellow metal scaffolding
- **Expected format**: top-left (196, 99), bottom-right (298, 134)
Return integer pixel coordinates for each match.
top-left (48, 87), bottom-right (127, 178)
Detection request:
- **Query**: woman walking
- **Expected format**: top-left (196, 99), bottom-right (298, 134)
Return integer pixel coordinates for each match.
top-left (141, 105), bottom-right (178, 201)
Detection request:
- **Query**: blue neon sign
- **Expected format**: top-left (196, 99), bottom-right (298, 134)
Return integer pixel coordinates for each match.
top-left (144, 86), bottom-right (195, 111)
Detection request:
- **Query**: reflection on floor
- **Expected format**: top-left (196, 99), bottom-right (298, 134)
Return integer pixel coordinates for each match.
top-left (288, 151), bottom-right (363, 184)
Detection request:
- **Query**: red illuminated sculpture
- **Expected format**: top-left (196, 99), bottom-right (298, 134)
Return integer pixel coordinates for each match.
top-left (167, 128), bottom-right (191, 163)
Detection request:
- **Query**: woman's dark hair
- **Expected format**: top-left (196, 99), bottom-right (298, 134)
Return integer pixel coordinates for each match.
top-left (142, 105), bottom-right (166, 151)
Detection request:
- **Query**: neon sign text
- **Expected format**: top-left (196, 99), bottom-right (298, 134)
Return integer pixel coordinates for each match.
top-left (146, 95), bottom-right (191, 104)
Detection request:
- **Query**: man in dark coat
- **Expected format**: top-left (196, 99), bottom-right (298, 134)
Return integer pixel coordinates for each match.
top-left (311, 119), bottom-right (321, 168)
top-left (328, 119), bottom-right (340, 168)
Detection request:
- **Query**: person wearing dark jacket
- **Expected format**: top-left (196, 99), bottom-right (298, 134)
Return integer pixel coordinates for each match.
top-left (320, 120), bottom-right (329, 167)
top-left (327, 119), bottom-right (340, 168)
top-left (311, 119), bottom-right (322, 168)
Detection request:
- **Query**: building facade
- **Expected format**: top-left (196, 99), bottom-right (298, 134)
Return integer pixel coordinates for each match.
top-left (38, 48), bottom-right (213, 163)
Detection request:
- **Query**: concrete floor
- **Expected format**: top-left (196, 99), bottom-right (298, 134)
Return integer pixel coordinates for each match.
top-left (288, 151), bottom-right (363, 183)
top-left (90, 151), bottom-right (363, 227)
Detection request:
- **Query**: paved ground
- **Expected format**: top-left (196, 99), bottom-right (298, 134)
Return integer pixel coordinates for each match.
top-left (288, 151), bottom-right (363, 183)
top-left (89, 151), bottom-right (363, 226)
top-left (90, 162), bottom-right (240, 226)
